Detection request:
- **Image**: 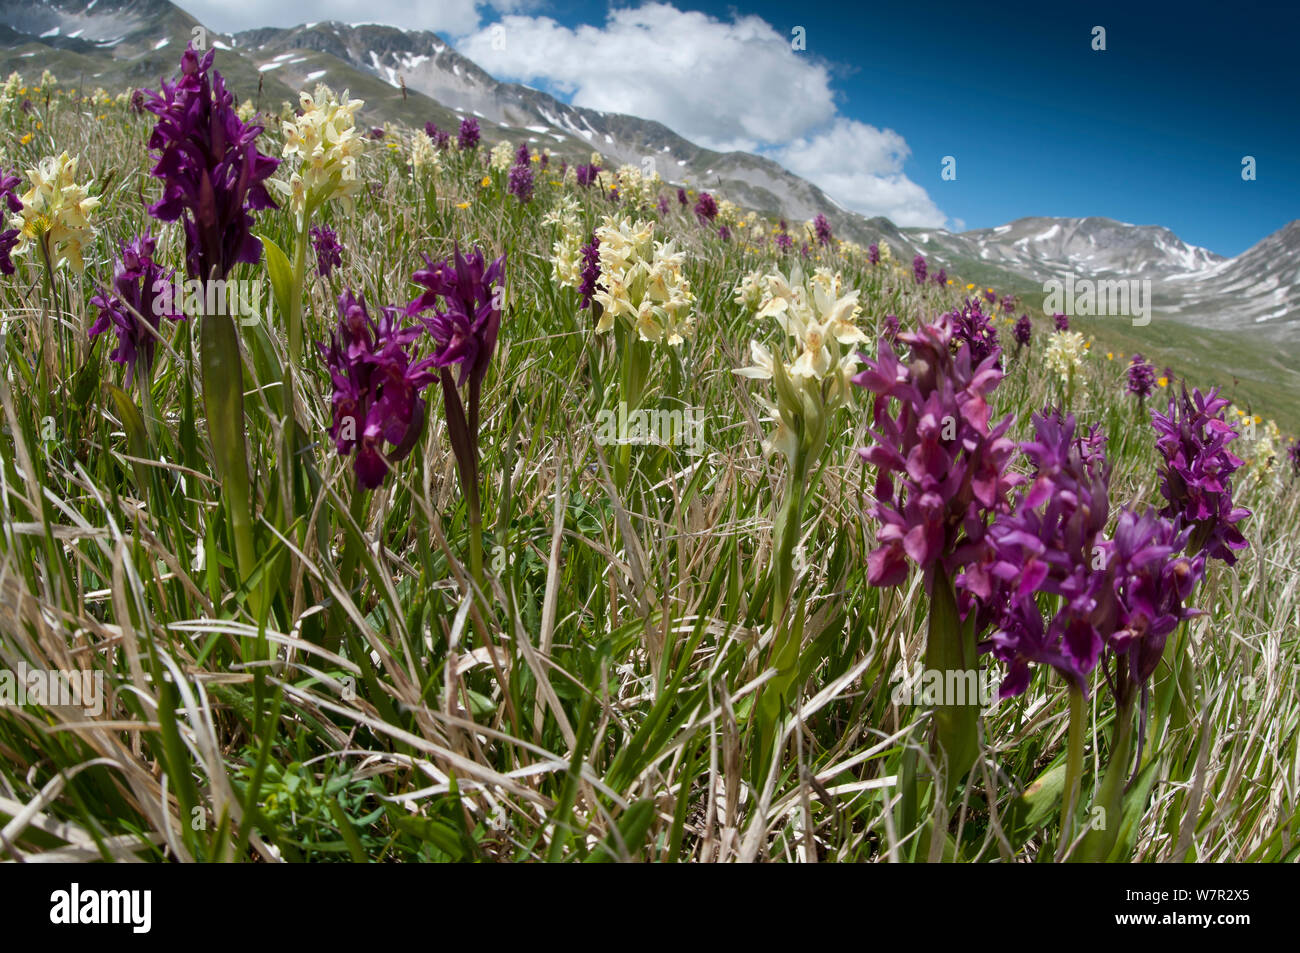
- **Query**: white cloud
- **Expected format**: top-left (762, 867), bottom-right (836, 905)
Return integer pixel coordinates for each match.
top-left (458, 4), bottom-right (836, 152)
top-left (457, 4), bottom-right (948, 227)
top-left (174, 0), bottom-right (948, 227)
top-left (772, 120), bottom-right (947, 228)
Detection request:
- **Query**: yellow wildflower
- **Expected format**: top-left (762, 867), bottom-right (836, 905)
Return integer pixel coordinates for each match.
top-left (273, 84), bottom-right (366, 219)
top-left (11, 151), bottom-right (99, 273)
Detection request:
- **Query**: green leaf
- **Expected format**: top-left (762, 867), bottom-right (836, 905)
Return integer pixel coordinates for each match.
top-left (586, 799), bottom-right (657, 863)
top-left (1005, 761), bottom-right (1067, 844)
top-left (926, 567), bottom-right (979, 785)
top-left (259, 233), bottom-right (294, 324)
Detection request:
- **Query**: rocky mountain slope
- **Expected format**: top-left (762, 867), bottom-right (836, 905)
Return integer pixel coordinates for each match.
top-left (1, 1), bottom-right (1297, 345)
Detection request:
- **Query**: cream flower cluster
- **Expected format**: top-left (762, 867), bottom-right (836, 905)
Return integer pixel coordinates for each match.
top-left (11, 151), bottom-right (100, 273)
top-left (0, 72), bottom-right (20, 116)
top-left (409, 130), bottom-right (442, 178)
top-left (275, 84), bottom-right (366, 217)
top-left (611, 164), bottom-right (662, 209)
top-left (1044, 330), bottom-right (1089, 383)
top-left (732, 269), bottom-right (765, 311)
top-left (546, 195), bottom-right (585, 289)
top-left (716, 199), bottom-right (742, 228)
top-left (592, 216), bottom-right (695, 346)
top-left (489, 140), bottom-right (514, 172)
top-left (734, 265), bottom-right (866, 459)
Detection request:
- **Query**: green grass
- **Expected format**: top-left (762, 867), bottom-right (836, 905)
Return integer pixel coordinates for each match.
top-left (0, 78), bottom-right (1297, 863)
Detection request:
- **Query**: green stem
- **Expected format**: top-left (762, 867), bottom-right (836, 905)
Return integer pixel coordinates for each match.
top-left (926, 565), bottom-right (979, 789)
top-left (325, 484), bottom-right (369, 654)
top-left (771, 449), bottom-right (807, 624)
top-left (200, 306), bottom-right (262, 622)
top-left (138, 365), bottom-right (160, 448)
top-left (1057, 684), bottom-right (1087, 861)
top-left (288, 216), bottom-right (310, 368)
top-left (1078, 700), bottom-right (1135, 862)
top-left (467, 481), bottom-right (484, 594)
top-left (752, 441), bottom-right (808, 786)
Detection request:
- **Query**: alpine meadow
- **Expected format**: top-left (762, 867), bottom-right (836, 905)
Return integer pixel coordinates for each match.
top-left (0, 15), bottom-right (1298, 868)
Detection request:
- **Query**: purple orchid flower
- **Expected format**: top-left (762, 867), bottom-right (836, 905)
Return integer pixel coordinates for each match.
top-left (142, 45), bottom-right (279, 281)
top-left (812, 213), bottom-right (832, 246)
top-left (88, 233), bottom-right (185, 387)
top-left (319, 290), bottom-right (436, 489)
top-left (1151, 385), bottom-right (1250, 563)
top-left (310, 225), bottom-right (343, 279)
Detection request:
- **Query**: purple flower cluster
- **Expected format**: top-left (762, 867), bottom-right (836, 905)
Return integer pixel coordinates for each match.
top-left (934, 268), bottom-right (947, 287)
top-left (881, 313), bottom-right (900, 340)
top-left (717, 225), bottom-right (731, 241)
top-left (868, 243), bottom-right (879, 265)
top-left (962, 409), bottom-right (1208, 701)
top-left (310, 225), bottom-right (343, 279)
top-left (320, 291), bottom-right (435, 489)
top-left (368, 127), bottom-right (385, 141)
top-left (775, 231), bottom-right (793, 252)
top-left (912, 254), bottom-right (927, 285)
top-left (984, 288), bottom-right (996, 305)
top-left (0, 168), bottom-right (20, 275)
top-left (507, 143), bottom-right (534, 204)
top-left (457, 116), bottom-right (480, 151)
top-left (424, 121), bottom-right (451, 150)
top-left (575, 163), bottom-right (600, 188)
top-left (143, 46), bottom-right (279, 281)
top-left (1054, 312), bottom-right (1069, 331)
top-left (578, 233), bottom-right (600, 311)
top-left (677, 187), bottom-right (688, 206)
top-left (1013, 314), bottom-right (1032, 349)
top-left (1001, 294), bottom-right (1015, 314)
top-left (89, 234), bottom-right (185, 387)
top-left (960, 410), bottom-right (1112, 695)
top-left (656, 194), bottom-right (669, 216)
top-left (1151, 386), bottom-right (1250, 563)
top-left (853, 314), bottom-right (1020, 592)
top-left (1096, 508), bottom-right (1205, 703)
top-left (407, 245), bottom-right (506, 392)
top-left (813, 213), bottom-right (832, 246)
top-left (694, 191), bottom-right (717, 224)
top-left (949, 297), bottom-right (1000, 366)
top-left (1288, 441), bottom-right (1300, 478)
top-left (1126, 353), bottom-right (1156, 400)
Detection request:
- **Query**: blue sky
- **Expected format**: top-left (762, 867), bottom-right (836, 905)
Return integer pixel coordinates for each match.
top-left (180, 0), bottom-right (1299, 256)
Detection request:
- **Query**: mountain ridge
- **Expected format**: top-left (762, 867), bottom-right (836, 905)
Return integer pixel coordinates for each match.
top-left (1, 0), bottom-right (1297, 344)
